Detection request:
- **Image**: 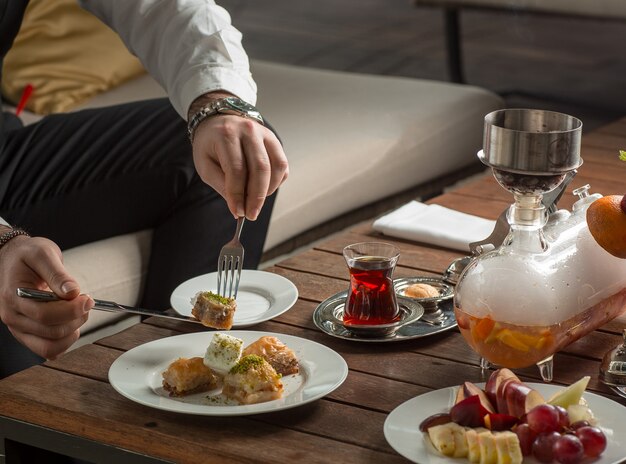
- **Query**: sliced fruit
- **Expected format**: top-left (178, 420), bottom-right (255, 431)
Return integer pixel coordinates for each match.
top-left (450, 422), bottom-right (469, 458)
top-left (472, 316), bottom-right (496, 341)
top-left (494, 329), bottom-right (530, 352)
top-left (465, 427), bottom-right (487, 463)
top-left (483, 413), bottom-right (518, 431)
top-left (427, 423), bottom-right (456, 457)
top-left (451, 395), bottom-right (491, 428)
top-left (419, 412), bottom-right (453, 432)
top-left (494, 431), bottom-right (523, 464)
top-left (477, 430), bottom-right (498, 464)
top-left (496, 378), bottom-right (519, 415)
top-left (567, 403), bottom-right (597, 426)
top-left (463, 381), bottom-right (496, 413)
top-left (547, 376), bottom-right (590, 409)
top-left (503, 381), bottom-right (545, 418)
top-left (427, 422), bottom-right (468, 457)
top-left (485, 368), bottom-right (520, 409)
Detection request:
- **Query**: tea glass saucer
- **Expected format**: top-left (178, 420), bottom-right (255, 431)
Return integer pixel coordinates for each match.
top-left (313, 290), bottom-right (457, 343)
top-left (394, 276), bottom-right (454, 324)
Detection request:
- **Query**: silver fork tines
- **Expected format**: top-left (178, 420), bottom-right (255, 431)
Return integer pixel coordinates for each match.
top-left (217, 216), bottom-right (245, 299)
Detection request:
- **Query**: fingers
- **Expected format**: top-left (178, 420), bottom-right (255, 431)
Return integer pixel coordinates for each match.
top-left (21, 237), bottom-right (81, 299)
top-left (9, 325), bottom-right (83, 361)
top-left (0, 235), bottom-right (93, 360)
top-left (192, 116), bottom-right (289, 220)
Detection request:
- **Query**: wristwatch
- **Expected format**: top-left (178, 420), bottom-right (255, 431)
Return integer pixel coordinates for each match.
top-left (187, 97), bottom-right (265, 142)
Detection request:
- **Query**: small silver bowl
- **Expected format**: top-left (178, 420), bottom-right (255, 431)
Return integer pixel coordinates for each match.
top-left (330, 296), bottom-right (424, 338)
top-left (394, 276), bottom-right (454, 313)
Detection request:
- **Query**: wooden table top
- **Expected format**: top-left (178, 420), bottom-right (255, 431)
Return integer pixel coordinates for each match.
top-left (1, 118), bottom-right (625, 464)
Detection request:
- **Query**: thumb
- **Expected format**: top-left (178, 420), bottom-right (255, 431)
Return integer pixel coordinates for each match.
top-left (25, 243), bottom-right (80, 299)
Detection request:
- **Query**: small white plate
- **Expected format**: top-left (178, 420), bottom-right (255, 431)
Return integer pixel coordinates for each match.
top-left (384, 383), bottom-right (626, 464)
top-left (109, 330), bottom-right (348, 416)
top-left (170, 270), bottom-right (298, 328)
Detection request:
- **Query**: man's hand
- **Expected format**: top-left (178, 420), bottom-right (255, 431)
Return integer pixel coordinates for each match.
top-left (188, 93), bottom-right (289, 220)
top-left (0, 232), bottom-right (93, 360)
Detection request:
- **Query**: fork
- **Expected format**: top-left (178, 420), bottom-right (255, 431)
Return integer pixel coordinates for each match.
top-left (217, 216), bottom-right (245, 299)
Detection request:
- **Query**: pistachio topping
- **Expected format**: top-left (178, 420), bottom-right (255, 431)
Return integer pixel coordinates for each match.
top-left (230, 355), bottom-right (266, 374)
top-left (201, 291), bottom-right (233, 305)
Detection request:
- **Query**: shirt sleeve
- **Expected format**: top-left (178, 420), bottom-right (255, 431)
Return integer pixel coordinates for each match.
top-left (78, 0), bottom-right (257, 119)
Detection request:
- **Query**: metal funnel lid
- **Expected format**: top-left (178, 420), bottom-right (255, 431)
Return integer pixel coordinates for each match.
top-left (482, 109), bottom-right (583, 175)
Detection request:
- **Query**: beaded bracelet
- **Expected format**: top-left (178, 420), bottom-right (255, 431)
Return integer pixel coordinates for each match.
top-left (0, 228), bottom-right (30, 251)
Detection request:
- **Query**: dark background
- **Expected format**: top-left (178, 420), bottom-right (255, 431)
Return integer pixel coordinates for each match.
top-left (223, 0), bottom-right (626, 132)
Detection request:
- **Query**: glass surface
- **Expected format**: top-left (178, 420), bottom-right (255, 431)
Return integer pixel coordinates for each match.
top-left (342, 242), bottom-right (400, 326)
top-left (455, 189), bottom-right (626, 375)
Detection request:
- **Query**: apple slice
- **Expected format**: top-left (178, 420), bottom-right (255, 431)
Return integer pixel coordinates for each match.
top-left (547, 376), bottom-right (590, 409)
top-left (483, 413), bottom-right (518, 431)
top-left (419, 412), bottom-right (453, 432)
top-left (485, 368), bottom-right (520, 408)
top-left (503, 380), bottom-right (545, 418)
top-left (496, 377), bottom-right (519, 415)
top-left (463, 381), bottom-right (496, 413)
top-left (450, 395), bottom-right (491, 427)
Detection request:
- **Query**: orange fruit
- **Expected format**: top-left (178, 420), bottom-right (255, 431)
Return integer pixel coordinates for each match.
top-left (586, 195), bottom-right (626, 258)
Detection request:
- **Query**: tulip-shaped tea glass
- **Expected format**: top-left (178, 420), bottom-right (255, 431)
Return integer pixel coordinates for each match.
top-left (343, 242), bottom-right (400, 326)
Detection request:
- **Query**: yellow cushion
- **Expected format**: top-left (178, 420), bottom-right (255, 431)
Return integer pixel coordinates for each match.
top-left (2, 0), bottom-right (145, 115)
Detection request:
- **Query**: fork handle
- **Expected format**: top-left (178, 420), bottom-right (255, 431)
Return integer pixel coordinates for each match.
top-left (235, 216), bottom-right (245, 239)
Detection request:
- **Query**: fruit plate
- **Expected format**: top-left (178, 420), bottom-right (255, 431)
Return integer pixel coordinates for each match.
top-left (384, 383), bottom-right (626, 464)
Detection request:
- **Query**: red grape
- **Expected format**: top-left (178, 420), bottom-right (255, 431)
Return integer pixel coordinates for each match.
top-left (514, 423), bottom-right (537, 456)
top-left (575, 426), bottom-right (607, 457)
top-left (554, 405), bottom-right (570, 431)
top-left (533, 431), bottom-right (561, 463)
top-left (527, 404), bottom-right (561, 434)
top-left (553, 434), bottom-right (584, 464)
top-left (569, 420), bottom-right (590, 431)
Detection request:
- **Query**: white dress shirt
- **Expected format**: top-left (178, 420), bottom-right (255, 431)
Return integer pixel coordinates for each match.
top-left (0, 1), bottom-right (257, 228)
top-left (79, 0), bottom-right (258, 119)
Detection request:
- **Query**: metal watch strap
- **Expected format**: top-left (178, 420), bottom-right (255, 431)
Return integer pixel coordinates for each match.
top-left (187, 98), bottom-right (264, 143)
top-left (0, 228), bottom-right (30, 250)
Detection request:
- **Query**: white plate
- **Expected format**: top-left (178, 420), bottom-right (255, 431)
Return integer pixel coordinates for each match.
top-left (170, 270), bottom-right (298, 328)
top-left (109, 330), bottom-right (348, 416)
top-left (384, 383), bottom-right (626, 464)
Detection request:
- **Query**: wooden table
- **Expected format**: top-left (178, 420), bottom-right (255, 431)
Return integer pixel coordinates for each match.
top-left (1, 119), bottom-right (625, 464)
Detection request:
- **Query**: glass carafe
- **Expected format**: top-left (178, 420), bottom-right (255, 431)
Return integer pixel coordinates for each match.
top-left (453, 109), bottom-right (626, 381)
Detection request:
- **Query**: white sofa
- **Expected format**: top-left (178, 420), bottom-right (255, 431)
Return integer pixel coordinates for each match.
top-left (28, 60), bottom-right (502, 341)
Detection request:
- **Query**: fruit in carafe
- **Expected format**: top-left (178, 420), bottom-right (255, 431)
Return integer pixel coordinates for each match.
top-left (455, 287), bottom-right (626, 368)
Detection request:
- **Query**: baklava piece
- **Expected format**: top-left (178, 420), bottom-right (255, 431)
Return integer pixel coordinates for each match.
top-left (222, 355), bottom-right (283, 405)
top-left (191, 291), bottom-right (236, 330)
top-left (242, 336), bottom-right (299, 376)
top-left (162, 357), bottom-right (220, 397)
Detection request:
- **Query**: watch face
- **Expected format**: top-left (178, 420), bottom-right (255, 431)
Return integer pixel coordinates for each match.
top-left (224, 97), bottom-right (257, 113)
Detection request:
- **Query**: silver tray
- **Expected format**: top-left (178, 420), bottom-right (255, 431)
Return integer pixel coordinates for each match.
top-left (313, 290), bottom-right (457, 343)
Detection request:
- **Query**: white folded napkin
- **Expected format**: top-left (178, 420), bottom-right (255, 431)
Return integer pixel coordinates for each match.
top-left (372, 201), bottom-right (497, 252)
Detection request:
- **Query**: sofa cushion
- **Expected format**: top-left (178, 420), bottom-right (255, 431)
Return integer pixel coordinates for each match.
top-left (2, 0), bottom-right (145, 115)
top-left (251, 61), bottom-right (503, 249)
top-left (63, 229), bottom-right (151, 334)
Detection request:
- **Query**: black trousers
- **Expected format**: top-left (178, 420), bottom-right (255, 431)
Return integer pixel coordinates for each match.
top-left (0, 98), bottom-right (276, 377)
